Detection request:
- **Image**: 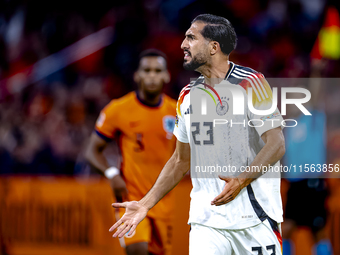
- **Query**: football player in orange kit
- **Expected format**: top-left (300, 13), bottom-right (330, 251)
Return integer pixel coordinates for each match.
top-left (85, 49), bottom-right (177, 255)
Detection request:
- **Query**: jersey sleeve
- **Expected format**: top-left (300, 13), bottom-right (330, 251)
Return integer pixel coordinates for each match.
top-left (95, 100), bottom-right (119, 141)
top-left (173, 87), bottom-right (190, 143)
top-left (246, 75), bottom-right (284, 137)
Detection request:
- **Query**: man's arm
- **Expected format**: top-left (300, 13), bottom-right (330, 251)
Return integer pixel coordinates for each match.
top-left (85, 133), bottom-right (110, 172)
top-left (140, 139), bottom-right (190, 208)
top-left (85, 133), bottom-right (127, 199)
top-left (238, 126), bottom-right (285, 185)
top-left (109, 140), bottom-right (190, 238)
top-left (211, 127), bottom-right (285, 206)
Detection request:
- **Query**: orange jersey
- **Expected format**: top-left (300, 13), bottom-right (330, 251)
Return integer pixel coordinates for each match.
top-left (95, 91), bottom-right (177, 219)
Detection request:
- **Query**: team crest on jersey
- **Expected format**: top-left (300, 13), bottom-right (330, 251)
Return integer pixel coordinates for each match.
top-left (163, 116), bottom-right (176, 139)
top-left (175, 114), bottom-right (179, 127)
top-left (216, 99), bottom-right (229, 116)
top-left (163, 116), bottom-right (176, 133)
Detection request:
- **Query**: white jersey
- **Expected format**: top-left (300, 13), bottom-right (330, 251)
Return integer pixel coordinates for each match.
top-left (173, 62), bottom-right (284, 229)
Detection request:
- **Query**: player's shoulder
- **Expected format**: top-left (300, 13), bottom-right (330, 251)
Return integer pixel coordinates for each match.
top-left (229, 63), bottom-right (265, 81)
top-left (178, 83), bottom-right (192, 96)
top-left (230, 63), bottom-right (273, 101)
top-left (162, 94), bottom-right (177, 108)
top-left (103, 91), bottom-right (135, 110)
top-left (233, 63), bottom-right (260, 74)
top-left (228, 63), bottom-right (269, 94)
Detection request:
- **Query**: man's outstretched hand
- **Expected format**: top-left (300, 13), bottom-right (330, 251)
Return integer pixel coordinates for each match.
top-left (211, 176), bottom-right (242, 206)
top-left (109, 201), bottom-right (148, 238)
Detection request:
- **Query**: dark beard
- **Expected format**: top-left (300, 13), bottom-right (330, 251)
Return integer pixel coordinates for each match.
top-left (183, 53), bottom-right (206, 71)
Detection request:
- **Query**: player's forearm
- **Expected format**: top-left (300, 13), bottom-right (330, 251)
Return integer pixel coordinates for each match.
top-left (238, 136), bottom-right (285, 188)
top-left (139, 151), bottom-right (189, 210)
top-left (85, 149), bottom-right (110, 174)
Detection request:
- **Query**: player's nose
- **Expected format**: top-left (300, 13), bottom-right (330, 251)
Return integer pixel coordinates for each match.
top-left (181, 38), bottom-right (189, 50)
top-left (148, 71), bottom-right (156, 78)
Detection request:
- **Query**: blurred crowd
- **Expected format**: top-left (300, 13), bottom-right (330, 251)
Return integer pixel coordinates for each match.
top-left (0, 0), bottom-right (340, 175)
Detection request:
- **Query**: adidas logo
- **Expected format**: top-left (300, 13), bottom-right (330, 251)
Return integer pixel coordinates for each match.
top-left (184, 105), bottom-right (193, 115)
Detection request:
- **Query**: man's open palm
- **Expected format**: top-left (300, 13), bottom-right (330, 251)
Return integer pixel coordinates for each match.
top-left (109, 201), bottom-right (148, 238)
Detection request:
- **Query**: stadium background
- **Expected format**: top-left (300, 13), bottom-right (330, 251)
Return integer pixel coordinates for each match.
top-left (0, 0), bottom-right (340, 254)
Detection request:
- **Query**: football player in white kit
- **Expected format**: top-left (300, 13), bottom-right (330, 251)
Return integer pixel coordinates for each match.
top-left (109, 14), bottom-right (285, 255)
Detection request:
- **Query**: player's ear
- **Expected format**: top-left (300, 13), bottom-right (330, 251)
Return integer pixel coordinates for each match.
top-left (133, 71), bottom-right (140, 84)
top-left (210, 41), bottom-right (219, 55)
top-left (163, 70), bottom-right (170, 84)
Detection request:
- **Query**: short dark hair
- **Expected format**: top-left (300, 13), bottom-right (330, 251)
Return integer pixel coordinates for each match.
top-left (138, 49), bottom-right (168, 68)
top-left (192, 14), bottom-right (237, 55)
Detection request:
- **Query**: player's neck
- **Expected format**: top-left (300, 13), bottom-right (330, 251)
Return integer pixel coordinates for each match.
top-left (198, 59), bottom-right (230, 86)
top-left (137, 90), bottom-right (162, 107)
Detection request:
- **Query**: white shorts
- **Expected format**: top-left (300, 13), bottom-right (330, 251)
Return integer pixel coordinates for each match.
top-left (189, 219), bottom-right (282, 255)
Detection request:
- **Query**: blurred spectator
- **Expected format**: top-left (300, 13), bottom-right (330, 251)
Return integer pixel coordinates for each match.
top-left (0, 2), bottom-right (338, 176)
top-left (0, 1), bottom-right (337, 179)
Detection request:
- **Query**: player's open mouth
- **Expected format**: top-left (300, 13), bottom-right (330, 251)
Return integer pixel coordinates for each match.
top-left (184, 51), bottom-right (191, 60)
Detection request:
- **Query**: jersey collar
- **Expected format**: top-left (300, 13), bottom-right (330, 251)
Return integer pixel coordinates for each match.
top-left (224, 61), bottom-right (235, 80)
top-left (195, 61), bottom-right (235, 86)
top-left (135, 91), bottom-right (163, 108)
